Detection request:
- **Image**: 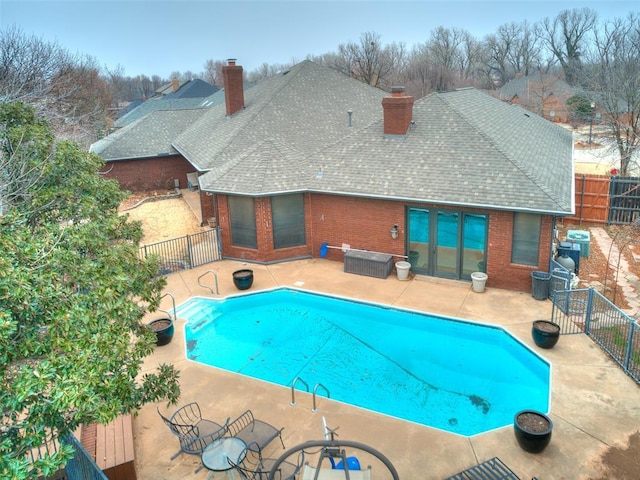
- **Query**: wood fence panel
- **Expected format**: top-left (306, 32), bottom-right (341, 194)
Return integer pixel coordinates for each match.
top-left (566, 174), bottom-right (610, 225)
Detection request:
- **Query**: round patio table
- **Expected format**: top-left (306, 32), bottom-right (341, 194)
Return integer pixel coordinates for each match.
top-left (201, 437), bottom-right (247, 479)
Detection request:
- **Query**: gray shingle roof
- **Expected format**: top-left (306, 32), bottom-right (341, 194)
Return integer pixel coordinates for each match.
top-left (497, 73), bottom-right (574, 103)
top-left (113, 92), bottom-right (221, 128)
top-left (91, 109), bottom-right (208, 160)
top-left (93, 60), bottom-right (574, 214)
top-left (306, 88), bottom-right (574, 214)
top-left (175, 61), bottom-right (387, 171)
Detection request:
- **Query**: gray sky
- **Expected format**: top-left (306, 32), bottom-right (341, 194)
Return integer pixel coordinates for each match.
top-left (1, 0), bottom-right (636, 78)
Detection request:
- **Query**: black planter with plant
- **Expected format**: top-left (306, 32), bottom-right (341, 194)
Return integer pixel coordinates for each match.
top-left (514, 410), bottom-right (553, 453)
top-left (233, 269), bottom-right (254, 290)
top-left (147, 318), bottom-right (174, 346)
top-left (531, 320), bottom-right (561, 349)
top-left (146, 292), bottom-right (176, 346)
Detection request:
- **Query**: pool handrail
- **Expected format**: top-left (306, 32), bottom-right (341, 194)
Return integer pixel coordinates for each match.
top-left (312, 383), bottom-right (330, 412)
top-left (197, 270), bottom-right (219, 295)
top-left (290, 377), bottom-right (309, 406)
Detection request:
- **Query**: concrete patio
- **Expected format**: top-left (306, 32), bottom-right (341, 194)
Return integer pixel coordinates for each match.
top-left (135, 258), bottom-right (640, 479)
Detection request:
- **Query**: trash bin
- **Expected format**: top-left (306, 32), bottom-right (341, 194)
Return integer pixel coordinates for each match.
top-left (531, 271), bottom-right (551, 300)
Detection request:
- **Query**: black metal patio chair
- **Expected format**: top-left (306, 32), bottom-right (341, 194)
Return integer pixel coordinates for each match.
top-left (157, 402), bottom-right (229, 460)
top-left (228, 441), bottom-right (304, 480)
top-left (227, 409), bottom-right (285, 452)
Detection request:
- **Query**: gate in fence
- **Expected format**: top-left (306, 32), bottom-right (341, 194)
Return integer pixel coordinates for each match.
top-left (139, 228), bottom-right (222, 274)
top-left (551, 287), bottom-right (640, 384)
top-left (608, 176), bottom-right (640, 225)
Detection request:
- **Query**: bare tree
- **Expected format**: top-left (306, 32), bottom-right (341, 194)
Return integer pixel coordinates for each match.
top-left (537, 8), bottom-right (598, 85)
top-left (332, 31), bottom-right (401, 89)
top-left (202, 59), bottom-right (226, 87)
top-left (0, 26), bottom-right (113, 146)
top-left (587, 13), bottom-right (640, 176)
top-left (511, 21), bottom-right (543, 77)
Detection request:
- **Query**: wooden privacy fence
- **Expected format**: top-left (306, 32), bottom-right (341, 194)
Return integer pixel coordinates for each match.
top-left (569, 174), bottom-right (610, 224)
top-left (567, 174), bottom-right (640, 225)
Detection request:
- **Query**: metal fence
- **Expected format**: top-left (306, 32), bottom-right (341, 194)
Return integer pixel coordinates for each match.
top-left (609, 176), bottom-right (640, 225)
top-left (61, 434), bottom-right (108, 480)
top-left (24, 433), bottom-right (107, 480)
top-left (139, 228), bottom-right (222, 274)
top-left (551, 287), bottom-right (640, 384)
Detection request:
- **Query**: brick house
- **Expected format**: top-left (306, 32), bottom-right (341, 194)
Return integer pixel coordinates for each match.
top-left (91, 60), bottom-right (574, 292)
top-left (496, 72), bottom-right (574, 123)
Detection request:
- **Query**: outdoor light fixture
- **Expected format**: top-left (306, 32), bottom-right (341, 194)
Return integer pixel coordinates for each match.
top-left (390, 224), bottom-right (399, 239)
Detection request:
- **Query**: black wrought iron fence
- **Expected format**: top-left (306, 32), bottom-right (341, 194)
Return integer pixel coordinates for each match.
top-left (551, 287), bottom-right (640, 384)
top-left (138, 228), bottom-right (221, 274)
top-left (61, 434), bottom-right (108, 480)
top-left (23, 433), bottom-right (107, 480)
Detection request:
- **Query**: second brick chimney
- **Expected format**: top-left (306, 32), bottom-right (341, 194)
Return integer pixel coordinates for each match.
top-left (222, 58), bottom-right (244, 117)
top-left (382, 86), bottom-right (414, 135)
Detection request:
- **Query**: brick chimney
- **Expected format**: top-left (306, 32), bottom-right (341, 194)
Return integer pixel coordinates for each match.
top-left (382, 86), bottom-right (414, 135)
top-left (222, 58), bottom-right (244, 116)
top-left (172, 78), bottom-right (179, 92)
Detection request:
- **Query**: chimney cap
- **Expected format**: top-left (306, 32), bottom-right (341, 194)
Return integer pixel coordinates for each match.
top-left (391, 86), bottom-right (405, 94)
top-left (227, 58), bottom-right (237, 65)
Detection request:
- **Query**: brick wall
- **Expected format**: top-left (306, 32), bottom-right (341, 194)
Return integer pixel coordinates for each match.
top-left (102, 155), bottom-right (195, 192)
top-left (215, 192), bottom-right (554, 292)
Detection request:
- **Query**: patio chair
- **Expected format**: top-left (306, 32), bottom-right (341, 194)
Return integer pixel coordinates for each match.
top-left (157, 402), bottom-right (229, 460)
top-left (227, 409), bottom-right (285, 451)
top-left (228, 441), bottom-right (304, 480)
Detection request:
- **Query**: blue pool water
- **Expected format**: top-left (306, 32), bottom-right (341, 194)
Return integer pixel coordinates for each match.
top-left (178, 288), bottom-right (550, 436)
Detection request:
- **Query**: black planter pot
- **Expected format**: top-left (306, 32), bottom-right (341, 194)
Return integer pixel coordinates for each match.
top-left (233, 269), bottom-right (254, 290)
top-left (532, 320), bottom-right (561, 349)
top-left (514, 410), bottom-right (553, 453)
top-left (147, 318), bottom-right (174, 346)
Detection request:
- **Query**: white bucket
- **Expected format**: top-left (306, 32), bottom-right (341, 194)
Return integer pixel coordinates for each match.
top-left (470, 272), bottom-right (488, 292)
top-left (396, 261), bottom-right (411, 281)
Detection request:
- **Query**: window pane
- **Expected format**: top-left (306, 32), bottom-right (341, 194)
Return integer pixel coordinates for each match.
top-left (272, 194), bottom-right (305, 249)
top-left (408, 208), bottom-right (429, 271)
top-left (512, 213), bottom-right (541, 266)
top-left (229, 196), bottom-right (257, 248)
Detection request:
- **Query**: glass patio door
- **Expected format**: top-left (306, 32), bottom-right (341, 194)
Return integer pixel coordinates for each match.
top-left (408, 208), bottom-right (487, 279)
top-left (435, 211), bottom-right (459, 277)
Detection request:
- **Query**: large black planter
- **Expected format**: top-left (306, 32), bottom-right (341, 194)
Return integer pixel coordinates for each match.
top-left (233, 269), bottom-right (254, 290)
top-left (147, 318), bottom-right (174, 346)
top-left (514, 410), bottom-right (553, 453)
top-left (532, 320), bottom-right (560, 349)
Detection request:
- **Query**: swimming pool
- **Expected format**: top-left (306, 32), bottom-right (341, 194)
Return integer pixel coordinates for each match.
top-left (178, 288), bottom-right (550, 436)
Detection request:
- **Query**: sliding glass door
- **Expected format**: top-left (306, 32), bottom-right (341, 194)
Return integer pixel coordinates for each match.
top-left (408, 208), bottom-right (487, 279)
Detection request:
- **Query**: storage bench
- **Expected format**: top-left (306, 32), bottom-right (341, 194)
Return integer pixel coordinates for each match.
top-left (344, 250), bottom-right (393, 279)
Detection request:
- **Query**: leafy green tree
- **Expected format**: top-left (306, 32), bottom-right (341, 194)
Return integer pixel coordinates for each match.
top-left (0, 102), bottom-right (180, 479)
top-left (566, 93), bottom-right (594, 122)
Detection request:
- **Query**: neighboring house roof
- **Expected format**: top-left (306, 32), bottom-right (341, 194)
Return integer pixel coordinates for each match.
top-left (163, 79), bottom-right (219, 99)
top-left (113, 88), bottom-right (223, 129)
top-left (497, 73), bottom-right (574, 104)
top-left (90, 109), bottom-right (208, 160)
